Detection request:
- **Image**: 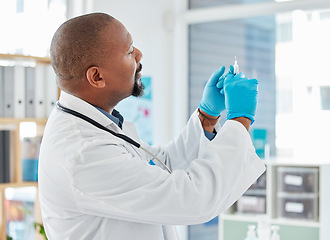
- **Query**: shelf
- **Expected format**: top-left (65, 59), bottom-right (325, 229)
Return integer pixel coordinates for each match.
top-left (0, 53), bottom-right (52, 240)
top-left (0, 182), bottom-right (38, 189)
top-left (0, 53), bottom-right (50, 64)
top-left (221, 213), bottom-right (320, 228)
top-left (0, 118), bottom-right (48, 125)
top-left (221, 213), bottom-right (267, 222)
top-left (271, 218), bottom-right (320, 228)
top-left (264, 158), bottom-right (330, 166)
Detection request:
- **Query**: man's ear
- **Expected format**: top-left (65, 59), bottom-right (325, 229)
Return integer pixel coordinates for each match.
top-left (86, 66), bottom-right (106, 88)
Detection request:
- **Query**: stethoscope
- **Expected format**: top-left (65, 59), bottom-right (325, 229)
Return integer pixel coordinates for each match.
top-left (56, 102), bottom-right (172, 174)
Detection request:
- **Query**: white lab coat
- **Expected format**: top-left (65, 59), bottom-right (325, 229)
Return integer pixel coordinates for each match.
top-left (38, 91), bottom-right (265, 240)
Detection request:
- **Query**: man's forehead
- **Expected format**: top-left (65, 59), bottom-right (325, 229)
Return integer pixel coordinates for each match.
top-left (102, 20), bottom-right (131, 44)
top-left (127, 32), bottom-right (133, 45)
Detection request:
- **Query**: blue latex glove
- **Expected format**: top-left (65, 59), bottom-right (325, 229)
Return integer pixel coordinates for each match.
top-left (199, 66), bottom-right (226, 117)
top-left (217, 65), bottom-right (235, 93)
top-left (223, 72), bottom-right (258, 124)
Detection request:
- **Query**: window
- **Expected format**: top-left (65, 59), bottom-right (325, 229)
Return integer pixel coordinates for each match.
top-left (0, 0), bottom-right (67, 57)
top-left (188, 8), bottom-right (330, 158)
top-left (189, 15), bottom-right (276, 156)
top-left (275, 9), bottom-right (330, 158)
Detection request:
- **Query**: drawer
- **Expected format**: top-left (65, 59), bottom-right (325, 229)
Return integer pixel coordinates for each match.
top-left (277, 192), bottom-right (318, 221)
top-left (237, 195), bottom-right (266, 214)
top-left (277, 167), bottom-right (318, 193)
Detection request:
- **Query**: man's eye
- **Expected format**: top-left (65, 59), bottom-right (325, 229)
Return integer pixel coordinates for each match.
top-left (129, 48), bottom-right (134, 55)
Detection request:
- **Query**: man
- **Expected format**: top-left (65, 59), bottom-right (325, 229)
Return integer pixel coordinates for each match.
top-left (38, 12), bottom-right (265, 240)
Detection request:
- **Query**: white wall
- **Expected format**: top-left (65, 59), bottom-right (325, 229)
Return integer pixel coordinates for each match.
top-left (93, 0), bottom-right (177, 144)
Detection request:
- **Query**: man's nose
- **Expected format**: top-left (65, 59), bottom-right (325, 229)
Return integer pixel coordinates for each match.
top-left (134, 47), bottom-right (143, 62)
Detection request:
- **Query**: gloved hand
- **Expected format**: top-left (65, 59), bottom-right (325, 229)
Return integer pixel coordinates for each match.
top-left (216, 65), bottom-right (235, 93)
top-left (199, 66), bottom-right (226, 117)
top-left (223, 71), bottom-right (258, 124)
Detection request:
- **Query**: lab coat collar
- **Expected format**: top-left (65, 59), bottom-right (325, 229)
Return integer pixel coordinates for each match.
top-left (59, 91), bottom-right (142, 151)
top-left (58, 91), bottom-right (121, 132)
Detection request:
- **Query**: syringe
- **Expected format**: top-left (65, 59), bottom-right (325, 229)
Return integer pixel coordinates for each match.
top-left (234, 56), bottom-right (239, 75)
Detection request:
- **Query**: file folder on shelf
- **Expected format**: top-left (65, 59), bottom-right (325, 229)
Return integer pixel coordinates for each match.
top-left (3, 130), bottom-right (11, 182)
top-left (3, 66), bottom-right (15, 118)
top-left (14, 65), bottom-right (26, 118)
top-left (0, 131), bottom-right (4, 182)
top-left (35, 64), bottom-right (47, 118)
top-left (0, 66), bottom-right (4, 117)
top-left (0, 130), bottom-right (11, 183)
top-left (25, 67), bottom-right (35, 118)
top-left (46, 65), bottom-right (58, 116)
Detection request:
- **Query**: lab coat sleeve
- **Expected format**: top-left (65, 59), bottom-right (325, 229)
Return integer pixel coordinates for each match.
top-left (163, 109), bottom-right (265, 210)
top-left (141, 109), bottom-right (211, 171)
top-left (68, 110), bottom-right (265, 225)
top-left (142, 110), bottom-right (231, 172)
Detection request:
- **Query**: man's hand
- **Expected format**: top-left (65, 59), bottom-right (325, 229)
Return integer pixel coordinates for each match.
top-left (199, 66), bottom-right (226, 117)
top-left (223, 71), bottom-right (258, 125)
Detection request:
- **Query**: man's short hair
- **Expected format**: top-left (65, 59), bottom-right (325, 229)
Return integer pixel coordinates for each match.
top-left (50, 13), bottom-right (114, 88)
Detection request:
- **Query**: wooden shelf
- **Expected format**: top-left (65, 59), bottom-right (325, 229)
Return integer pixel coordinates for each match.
top-left (0, 53), bottom-right (50, 64)
top-left (0, 118), bottom-right (48, 125)
top-left (0, 53), bottom-right (52, 240)
top-left (0, 182), bottom-right (38, 189)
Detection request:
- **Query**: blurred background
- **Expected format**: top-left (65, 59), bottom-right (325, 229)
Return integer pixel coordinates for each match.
top-left (0, 0), bottom-right (330, 239)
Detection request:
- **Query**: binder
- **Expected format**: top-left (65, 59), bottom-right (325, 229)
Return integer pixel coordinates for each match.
top-left (0, 130), bottom-right (11, 183)
top-left (3, 130), bottom-right (11, 183)
top-left (0, 131), bottom-right (4, 182)
top-left (14, 65), bottom-right (26, 118)
top-left (25, 67), bottom-right (35, 118)
top-left (35, 65), bottom-right (47, 118)
top-left (46, 65), bottom-right (58, 116)
top-left (0, 66), bottom-right (4, 117)
top-left (3, 66), bottom-right (15, 117)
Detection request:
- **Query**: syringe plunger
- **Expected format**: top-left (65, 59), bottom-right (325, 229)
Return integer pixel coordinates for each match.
top-left (234, 56), bottom-right (239, 75)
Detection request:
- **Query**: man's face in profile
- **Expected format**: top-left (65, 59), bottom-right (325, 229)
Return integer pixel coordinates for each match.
top-left (99, 20), bottom-right (144, 102)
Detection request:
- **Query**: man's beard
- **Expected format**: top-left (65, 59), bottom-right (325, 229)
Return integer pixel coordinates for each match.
top-left (132, 63), bottom-right (144, 97)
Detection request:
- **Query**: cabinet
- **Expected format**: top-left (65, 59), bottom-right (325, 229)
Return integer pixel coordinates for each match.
top-left (219, 158), bottom-right (330, 240)
top-left (0, 53), bottom-right (57, 240)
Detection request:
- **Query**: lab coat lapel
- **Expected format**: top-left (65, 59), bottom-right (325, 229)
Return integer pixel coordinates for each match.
top-left (59, 91), bottom-right (119, 130)
top-left (59, 91), bottom-right (146, 160)
top-left (121, 121), bottom-right (148, 159)
top-left (122, 121), bottom-right (140, 143)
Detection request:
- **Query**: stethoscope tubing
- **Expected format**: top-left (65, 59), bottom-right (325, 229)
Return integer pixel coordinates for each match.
top-left (55, 102), bottom-right (172, 173)
top-left (56, 102), bottom-right (141, 148)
